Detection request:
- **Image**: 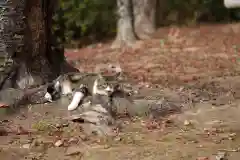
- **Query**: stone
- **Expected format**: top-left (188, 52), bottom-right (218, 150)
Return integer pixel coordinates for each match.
top-left (184, 120), bottom-right (191, 126)
top-left (68, 137), bottom-right (79, 144)
top-left (65, 146), bottom-right (83, 156)
top-left (54, 140), bottom-right (63, 147)
top-left (22, 143), bottom-right (31, 149)
top-left (215, 151), bottom-right (227, 160)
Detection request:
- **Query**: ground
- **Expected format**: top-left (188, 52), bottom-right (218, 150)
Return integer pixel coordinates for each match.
top-left (1, 23), bottom-right (240, 160)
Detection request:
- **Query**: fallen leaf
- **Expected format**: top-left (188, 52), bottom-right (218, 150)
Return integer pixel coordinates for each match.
top-left (197, 157), bottom-right (209, 160)
top-left (184, 120), bottom-right (191, 126)
top-left (22, 143), bottom-right (31, 149)
top-left (0, 103), bottom-right (9, 108)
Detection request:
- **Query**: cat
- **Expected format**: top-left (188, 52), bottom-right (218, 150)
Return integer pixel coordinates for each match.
top-left (47, 72), bottom-right (120, 98)
top-left (45, 72), bottom-right (120, 108)
top-left (46, 71), bottom-right (135, 112)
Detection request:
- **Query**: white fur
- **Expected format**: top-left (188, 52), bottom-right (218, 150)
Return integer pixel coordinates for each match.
top-left (54, 81), bottom-right (61, 92)
top-left (92, 80), bottom-right (98, 95)
top-left (61, 81), bottom-right (72, 95)
top-left (92, 79), bottom-right (109, 96)
top-left (105, 86), bottom-right (114, 92)
top-left (44, 92), bottom-right (53, 102)
top-left (68, 91), bottom-right (85, 111)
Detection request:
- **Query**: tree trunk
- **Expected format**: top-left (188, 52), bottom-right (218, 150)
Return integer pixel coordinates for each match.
top-left (0, 0), bottom-right (21, 89)
top-left (132, 0), bottom-right (156, 40)
top-left (0, 0), bottom-right (77, 90)
top-left (112, 0), bottom-right (157, 48)
top-left (112, 0), bottom-right (137, 48)
top-left (16, 0), bottom-right (63, 89)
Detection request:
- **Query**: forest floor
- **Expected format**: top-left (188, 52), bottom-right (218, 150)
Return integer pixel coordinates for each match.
top-left (1, 23), bottom-right (240, 160)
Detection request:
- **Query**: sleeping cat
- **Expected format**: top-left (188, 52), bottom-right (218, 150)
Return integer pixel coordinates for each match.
top-left (45, 72), bottom-right (121, 108)
top-left (50, 72), bottom-right (120, 94)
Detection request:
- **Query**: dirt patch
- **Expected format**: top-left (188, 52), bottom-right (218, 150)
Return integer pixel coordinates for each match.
top-left (0, 76), bottom-right (240, 159)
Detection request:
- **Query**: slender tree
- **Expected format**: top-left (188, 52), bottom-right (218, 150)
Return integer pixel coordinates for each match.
top-left (112, 0), bottom-right (157, 48)
top-left (112, 0), bottom-right (137, 48)
top-left (132, 0), bottom-right (156, 40)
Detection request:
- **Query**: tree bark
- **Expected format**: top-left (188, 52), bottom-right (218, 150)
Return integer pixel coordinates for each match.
top-left (0, 0), bottom-right (77, 90)
top-left (112, 0), bottom-right (137, 48)
top-left (132, 0), bottom-right (156, 40)
top-left (0, 0), bottom-right (21, 89)
top-left (17, 0), bottom-right (61, 88)
top-left (112, 0), bottom-right (157, 48)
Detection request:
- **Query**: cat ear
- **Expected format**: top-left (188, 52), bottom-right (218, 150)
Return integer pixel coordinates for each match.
top-left (97, 74), bottom-right (103, 79)
top-left (115, 72), bottom-right (121, 79)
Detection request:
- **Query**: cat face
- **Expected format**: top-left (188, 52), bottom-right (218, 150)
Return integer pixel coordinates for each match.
top-left (96, 77), bottom-right (113, 91)
top-left (93, 75), bottom-right (118, 96)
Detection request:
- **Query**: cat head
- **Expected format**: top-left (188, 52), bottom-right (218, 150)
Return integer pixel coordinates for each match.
top-left (92, 74), bottom-right (119, 96)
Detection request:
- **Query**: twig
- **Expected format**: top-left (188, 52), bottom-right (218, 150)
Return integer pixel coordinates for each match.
top-left (218, 147), bottom-right (240, 152)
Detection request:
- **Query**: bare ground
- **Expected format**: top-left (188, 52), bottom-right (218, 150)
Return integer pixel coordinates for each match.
top-left (1, 23), bottom-right (240, 160)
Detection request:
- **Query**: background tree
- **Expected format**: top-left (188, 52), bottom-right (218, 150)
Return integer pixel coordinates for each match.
top-left (132, 0), bottom-right (157, 40)
top-left (112, 0), bottom-right (137, 48)
top-left (112, 0), bottom-right (157, 48)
